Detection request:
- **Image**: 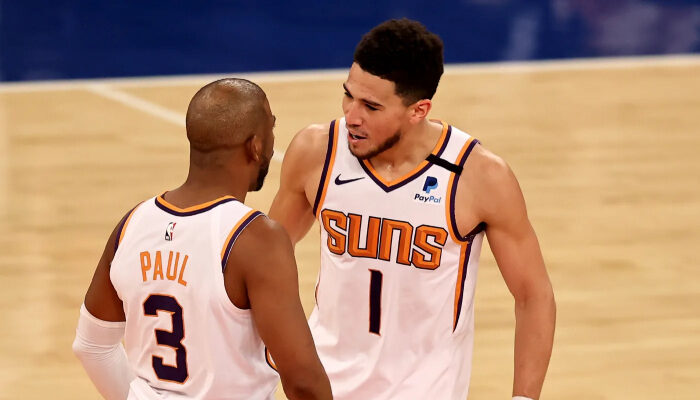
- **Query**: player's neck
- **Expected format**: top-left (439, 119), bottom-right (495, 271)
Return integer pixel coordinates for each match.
top-left (167, 167), bottom-right (249, 207)
top-left (368, 119), bottom-right (443, 174)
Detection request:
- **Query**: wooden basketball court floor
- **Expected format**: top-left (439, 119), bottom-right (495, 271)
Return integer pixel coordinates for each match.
top-left (0, 55), bottom-right (698, 399)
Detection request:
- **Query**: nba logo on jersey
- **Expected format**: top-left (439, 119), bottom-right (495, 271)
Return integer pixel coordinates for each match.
top-left (165, 222), bottom-right (176, 241)
top-left (423, 176), bottom-right (438, 193)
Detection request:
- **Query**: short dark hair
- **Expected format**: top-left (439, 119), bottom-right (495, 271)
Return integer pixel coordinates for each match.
top-left (353, 19), bottom-right (444, 105)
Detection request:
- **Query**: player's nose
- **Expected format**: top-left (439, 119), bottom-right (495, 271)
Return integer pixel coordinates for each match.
top-left (344, 100), bottom-right (362, 127)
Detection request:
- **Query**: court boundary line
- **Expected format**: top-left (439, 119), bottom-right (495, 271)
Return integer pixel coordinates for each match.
top-left (86, 84), bottom-right (185, 127)
top-left (7, 53), bottom-right (699, 164)
top-left (85, 84), bottom-right (285, 162)
top-left (1, 54), bottom-right (699, 93)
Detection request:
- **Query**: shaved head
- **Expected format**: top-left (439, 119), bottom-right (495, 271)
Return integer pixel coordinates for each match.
top-left (184, 78), bottom-right (275, 192)
top-left (186, 78), bottom-right (270, 153)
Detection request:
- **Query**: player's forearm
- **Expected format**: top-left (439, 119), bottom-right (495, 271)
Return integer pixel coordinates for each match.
top-left (73, 340), bottom-right (133, 399)
top-left (283, 215), bottom-right (316, 245)
top-left (73, 304), bottom-right (135, 400)
top-left (512, 289), bottom-right (556, 399)
top-left (268, 199), bottom-right (315, 245)
top-left (280, 366), bottom-right (333, 400)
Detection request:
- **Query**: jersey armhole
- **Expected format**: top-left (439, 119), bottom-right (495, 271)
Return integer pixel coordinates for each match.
top-left (312, 120), bottom-right (339, 219)
top-left (446, 138), bottom-right (486, 242)
top-left (220, 210), bottom-right (265, 272)
top-left (114, 202), bottom-right (144, 253)
top-left (264, 347), bottom-right (278, 372)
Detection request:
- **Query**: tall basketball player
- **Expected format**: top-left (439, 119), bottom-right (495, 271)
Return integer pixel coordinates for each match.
top-left (269, 19), bottom-right (556, 400)
top-left (73, 79), bottom-right (332, 400)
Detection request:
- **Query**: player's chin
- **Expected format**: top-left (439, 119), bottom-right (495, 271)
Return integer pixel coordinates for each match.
top-left (349, 144), bottom-right (373, 160)
top-left (348, 141), bottom-right (362, 154)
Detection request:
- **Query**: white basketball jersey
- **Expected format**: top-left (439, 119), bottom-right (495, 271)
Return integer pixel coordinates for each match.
top-left (309, 118), bottom-right (484, 400)
top-left (110, 195), bottom-right (278, 400)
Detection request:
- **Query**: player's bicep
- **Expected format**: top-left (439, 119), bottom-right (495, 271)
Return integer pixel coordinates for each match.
top-left (269, 184), bottom-right (315, 244)
top-left (480, 162), bottom-right (550, 300)
top-left (486, 218), bottom-right (549, 300)
top-left (84, 215), bottom-right (127, 322)
top-left (269, 126), bottom-right (326, 243)
top-left (234, 218), bottom-right (321, 373)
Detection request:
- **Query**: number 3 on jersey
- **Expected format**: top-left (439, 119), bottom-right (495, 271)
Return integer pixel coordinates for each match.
top-left (143, 294), bottom-right (189, 383)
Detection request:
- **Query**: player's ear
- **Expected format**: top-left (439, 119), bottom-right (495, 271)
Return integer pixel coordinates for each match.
top-left (245, 134), bottom-right (263, 163)
top-left (408, 99), bottom-right (432, 124)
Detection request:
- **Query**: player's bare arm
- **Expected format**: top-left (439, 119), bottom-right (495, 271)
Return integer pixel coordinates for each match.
top-left (269, 123), bottom-right (330, 244)
top-left (83, 213), bottom-right (129, 321)
top-left (224, 216), bottom-right (332, 400)
top-left (459, 146), bottom-right (556, 399)
top-left (74, 211), bottom-right (135, 400)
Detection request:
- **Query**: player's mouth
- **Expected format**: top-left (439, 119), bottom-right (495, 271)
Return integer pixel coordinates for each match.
top-left (348, 130), bottom-right (367, 143)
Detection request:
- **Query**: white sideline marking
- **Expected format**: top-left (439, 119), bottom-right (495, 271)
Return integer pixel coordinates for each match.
top-left (4, 53), bottom-right (699, 165)
top-left (86, 84), bottom-right (184, 127)
top-left (85, 84), bottom-right (285, 162)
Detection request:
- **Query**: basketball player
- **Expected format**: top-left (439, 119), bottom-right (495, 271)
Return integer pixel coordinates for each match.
top-left (72, 79), bottom-right (332, 400)
top-left (269, 19), bottom-right (556, 400)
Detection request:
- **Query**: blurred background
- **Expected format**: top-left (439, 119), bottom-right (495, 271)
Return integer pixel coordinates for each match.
top-left (2, 0), bottom-right (699, 82)
top-left (1, 1), bottom-right (699, 399)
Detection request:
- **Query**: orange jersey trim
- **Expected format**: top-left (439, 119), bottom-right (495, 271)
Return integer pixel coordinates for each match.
top-left (117, 202), bottom-right (143, 247)
top-left (453, 242), bottom-right (470, 330)
top-left (265, 347), bottom-right (278, 371)
top-left (313, 120), bottom-right (340, 219)
top-left (360, 120), bottom-right (449, 187)
top-left (156, 194), bottom-right (236, 214)
top-left (220, 209), bottom-right (261, 262)
top-left (445, 137), bottom-right (477, 243)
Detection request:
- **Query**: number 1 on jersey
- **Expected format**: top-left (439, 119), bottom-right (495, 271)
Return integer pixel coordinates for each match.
top-left (369, 269), bottom-right (383, 335)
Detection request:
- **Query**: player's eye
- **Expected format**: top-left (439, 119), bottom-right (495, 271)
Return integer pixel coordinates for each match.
top-left (365, 104), bottom-right (378, 111)
top-left (344, 91), bottom-right (352, 98)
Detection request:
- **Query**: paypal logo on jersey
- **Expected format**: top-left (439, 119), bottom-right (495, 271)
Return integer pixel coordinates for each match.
top-left (423, 176), bottom-right (438, 193)
top-left (414, 176), bottom-right (442, 204)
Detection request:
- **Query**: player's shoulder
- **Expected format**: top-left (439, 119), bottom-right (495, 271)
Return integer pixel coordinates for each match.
top-left (281, 122), bottom-right (334, 178)
top-left (225, 213), bottom-right (295, 278)
top-left (467, 144), bottom-right (512, 182)
top-left (295, 122), bottom-right (331, 139)
top-left (234, 213), bottom-right (292, 251)
top-left (459, 142), bottom-right (525, 220)
top-left (103, 200), bottom-right (148, 262)
top-left (286, 122), bottom-right (331, 157)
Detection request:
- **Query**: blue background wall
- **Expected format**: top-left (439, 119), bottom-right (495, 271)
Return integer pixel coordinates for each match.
top-left (2, 0), bottom-right (699, 82)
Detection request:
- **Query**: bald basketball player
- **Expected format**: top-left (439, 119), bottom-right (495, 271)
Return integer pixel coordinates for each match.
top-left (269, 19), bottom-right (555, 399)
top-left (73, 79), bottom-right (332, 400)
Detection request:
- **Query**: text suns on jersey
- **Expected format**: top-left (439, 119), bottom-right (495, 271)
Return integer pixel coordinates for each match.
top-left (320, 208), bottom-right (448, 270)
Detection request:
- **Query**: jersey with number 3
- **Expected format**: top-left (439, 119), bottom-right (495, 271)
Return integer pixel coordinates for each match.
top-left (310, 118), bottom-right (485, 400)
top-left (110, 195), bottom-right (278, 399)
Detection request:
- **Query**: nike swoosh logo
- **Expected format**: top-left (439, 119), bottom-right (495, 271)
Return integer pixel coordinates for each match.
top-left (334, 174), bottom-right (365, 185)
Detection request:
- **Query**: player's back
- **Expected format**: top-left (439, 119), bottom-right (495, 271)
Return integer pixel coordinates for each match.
top-left (110, 194), bottom-right (277, 400)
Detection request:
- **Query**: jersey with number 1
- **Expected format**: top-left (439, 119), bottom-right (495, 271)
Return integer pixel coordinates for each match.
top-left (110, 195), bottom-right (278, 399)
top-left (310, 118), bottom-right (485, 400)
